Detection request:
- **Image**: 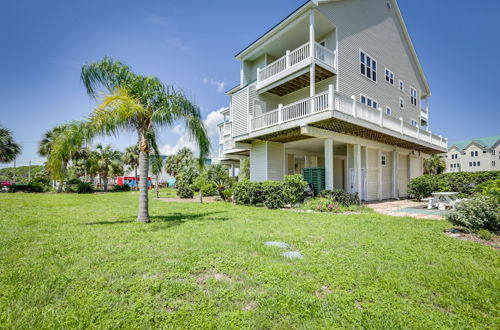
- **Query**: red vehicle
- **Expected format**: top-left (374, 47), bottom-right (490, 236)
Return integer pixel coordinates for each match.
top-left (0, 181), bottom-right (12, 187)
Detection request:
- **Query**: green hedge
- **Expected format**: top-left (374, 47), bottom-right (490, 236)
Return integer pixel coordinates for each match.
top-left (408, 171), bottom-right (500, 200)
top-left (446, 196), bottom-right (500, 234)
top-left (9, 182), bottom-right (48, 193)
top-left (319, 189), bottom-right (360, 207)
top-left (233, 175), bottom-right (309, 209)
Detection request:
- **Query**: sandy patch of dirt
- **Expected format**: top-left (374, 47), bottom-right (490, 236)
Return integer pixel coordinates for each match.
top-left (445, 228), bottom-right (499, 249)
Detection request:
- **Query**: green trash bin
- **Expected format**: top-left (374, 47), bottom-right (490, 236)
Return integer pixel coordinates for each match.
top-left (302, 167), bottom-right (325, 196)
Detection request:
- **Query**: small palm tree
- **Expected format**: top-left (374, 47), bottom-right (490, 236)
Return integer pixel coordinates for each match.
top-left (150, 154), bottom-right (163, 198)
top-left (424, 154), bottom-right (446, 175)
top-left (94, 144), bottom-right (123, 192)
top-left (81, 57), bottom-right (209, 222)
top-left (0, 124), bottom-right (21, 163)
top-left (123, 144), bottom-right (140, 181)
top-left (41, 122), bottom-right (90, 192)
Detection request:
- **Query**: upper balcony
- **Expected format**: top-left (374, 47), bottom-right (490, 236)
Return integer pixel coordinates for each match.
top-left (256, 42), bottom-right (337, 95)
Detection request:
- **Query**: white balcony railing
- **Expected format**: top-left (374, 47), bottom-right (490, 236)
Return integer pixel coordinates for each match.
top-left (257, 42), bottom-right (336, 84)
top-left (249, 88), bottom-right (448, 149)
top-left (224, 122), bottom-right (232, 135)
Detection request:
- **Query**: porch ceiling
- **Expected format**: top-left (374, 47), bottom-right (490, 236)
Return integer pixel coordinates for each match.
top-left (264, 65), bottom-right (334, 96)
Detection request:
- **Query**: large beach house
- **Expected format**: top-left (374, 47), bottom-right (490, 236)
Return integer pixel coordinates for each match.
top-left (445, 135), bottom-right (500, 173)
top-left (217, 0), bottom-right (448, 201)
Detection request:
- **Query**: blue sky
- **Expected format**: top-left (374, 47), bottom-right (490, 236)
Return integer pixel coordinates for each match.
top-left (1, 0), bottom-right (499, 167)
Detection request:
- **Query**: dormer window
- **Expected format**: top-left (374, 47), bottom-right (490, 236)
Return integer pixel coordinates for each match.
top-left (360, 50), bottom-right (377, 82)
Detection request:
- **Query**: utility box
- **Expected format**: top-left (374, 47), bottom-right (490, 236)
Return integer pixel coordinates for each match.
top-left (302, 167), bottom-right (325, 196)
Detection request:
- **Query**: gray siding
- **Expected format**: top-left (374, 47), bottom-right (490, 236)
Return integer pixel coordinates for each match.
top-left (318, 0), bottom-right (426, 125)
top-left (231, 87), bottom-right (249, 137)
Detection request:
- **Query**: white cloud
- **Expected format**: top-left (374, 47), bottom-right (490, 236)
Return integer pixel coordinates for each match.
top-left (158, 108), bottom-right (225, 158)
top-left (203, 78), bottom-right (226, 93)
top-left (166, 38), bottom-right (189, 51)
top-left (148, 15), bottom-right (168, 26)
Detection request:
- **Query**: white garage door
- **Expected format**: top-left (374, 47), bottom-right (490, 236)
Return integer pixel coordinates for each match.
top-left (398, 154), bottom-right (408, 198)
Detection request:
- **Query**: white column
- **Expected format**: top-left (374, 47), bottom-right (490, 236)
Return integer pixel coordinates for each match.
top-left (309, 11), bottom-right (315, 57)
top-left (377, 149), bottom-right (382, 200)
top-left (231, 164), bottom-right (235, 178)
top-left (328, 84), bottom-right (335, 110)
top-left (304, 156), bottom-right (310, 168)
top-left (353, 144), bottom-right (362, 196)
top-left (309, 11), bottom-right (316, 111)
top-left (324, 139), bottom-right (334, 190)
top-left (392, 151), bottom-right (399, 199)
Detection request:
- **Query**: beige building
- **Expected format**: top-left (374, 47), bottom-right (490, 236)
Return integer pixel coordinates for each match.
top-left (445, 135), bottom-right (500, 173)
top-left (216, 0), bottom-right (448, 201)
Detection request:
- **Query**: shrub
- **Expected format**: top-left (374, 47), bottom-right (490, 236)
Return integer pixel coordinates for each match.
top-left (74, 182), bottom-right (94, 194)
top-left (446, 196), bottom-right (500, 234)
top-left (478, 229), bottom-right (495, 241)
top-left (475, 179), bottom-right (500, 203)
top-left (233, 180), bottom-right (265, 206)
top-left (111, 184), bottom-right (131, 192)
top-left (408, 171), bottom-right (500, 200)
top-left (177, 184), bottom-right (194, 199)
top-left (283, 174), bottom-right (308, 205)
top-left (222, 188), bottom-right (233, 201)
top-left (201, 183), bottom-right (217, 197)
top-left (262, 181), bottom-right (286, 209)
top-left (301, 197), bottom-right (369, 213)
top-left (319, 189), bottom-right (360, 206)
top-left (9, 182), bottom-right (47, 193)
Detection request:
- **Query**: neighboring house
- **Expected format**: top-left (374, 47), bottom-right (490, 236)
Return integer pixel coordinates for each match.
top-left (217, 0), bottom-right (448, 201)
top-left (445, 135), bottom-right (500, 173)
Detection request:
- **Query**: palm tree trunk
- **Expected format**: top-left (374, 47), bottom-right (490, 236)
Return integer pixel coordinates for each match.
top-left (103, 177), bottom-right (108, 192)
top-left (134, 166), bottom-right (138, 190)
top-left (137, 150), bottom-right (150, 222)
top-left (155, 175), bottom-right (159, 198)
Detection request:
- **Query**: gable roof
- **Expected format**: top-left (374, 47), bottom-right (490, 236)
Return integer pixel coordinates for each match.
top-left (449, 135), bottom-right (500, 150)
top-left (234, 0), bottom-right (431, 96)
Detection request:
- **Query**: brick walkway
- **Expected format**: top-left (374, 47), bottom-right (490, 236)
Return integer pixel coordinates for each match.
top-left (366, 199), bottom-right (445, 220)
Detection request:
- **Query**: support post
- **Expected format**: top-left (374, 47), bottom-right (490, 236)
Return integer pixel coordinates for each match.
top-left (416, 125), bottom-right (420, 140)
top-left (351, 95), bottom-right (357, 118)
top-left (429, 131), bottom-right (432, 144)
top-left (392, 151), bottom-right (399, 199)
top-left (310, 64), bottom-right (315, 112)
top-left (286, 50), bottom-right (291, 68)
top-left (378, 107), bottom-right (383, 127)
top-left (278, 104), bottom-right (283, 124)
top-left (353, 144), bottom-right (362, 198)
top-left (256, 67), bottom-right (260, 82)
top-left (377, 149), bottom-right (382, 200)
top-left (309, 11), bottom-right (315, 57)
top-left (400, 117), bottom-right (404, 135)
top-left (324, 139), bottom-right (334, 191)
top-left (328, 84), bottom-right (334, 110)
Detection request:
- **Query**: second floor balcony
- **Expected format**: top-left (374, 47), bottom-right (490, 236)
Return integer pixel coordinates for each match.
top-left (256, 41), bottom-right (337, 95)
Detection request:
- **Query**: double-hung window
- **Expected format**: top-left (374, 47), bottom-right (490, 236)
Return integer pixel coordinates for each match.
top-left (385, 68), bottom-right (394, 85)
top-left (385, 107), bottom-right (392, 116)
top-left (410, 119), bottom-right (417, 127)
top-left (410, 86), bottom-right (418, 106)
top-left (399, 80), bottom-right (404, 91)
top-left (381, 154), bottom-right (387, 166)
top-left (399, 97), bottom-right (404, 109)
top-left (360, 95), bottom-right (378, 109)
top-left (360, 51), bottom-right (377, 82)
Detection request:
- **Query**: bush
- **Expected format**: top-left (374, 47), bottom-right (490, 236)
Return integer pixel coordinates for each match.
top-left (446, 196), bottom-right (500, 234)
top-left (301, 197), bottom-right (368, 213)
top-left (111, 184), bottom-right (131, 192)
top-left (283, 174), bottom-right (308, 205)
top-left (201, 183), bottom-right (217, 197)
top-left (75, 182), bottom-right (94, 194)
top-left (408, 171), bottom-right (500, 200)
top-left (9, 182), bottom-right (47, 193)
top-left (478, 229), bottom-right (495, 241)
top-left (177, 184), bottom-right (194, 199)
top-left (233, 180), bottom-right (265, 206)
top-left (319, 189), bottom-right (360, 206)
top-left (262, 181), bottom-right (286, 209)
top-left (475, 179), bottom-right (500, 203)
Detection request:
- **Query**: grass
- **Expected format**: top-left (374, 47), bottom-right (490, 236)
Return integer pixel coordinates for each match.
top-left (0, 192), bottom-right (498, 328)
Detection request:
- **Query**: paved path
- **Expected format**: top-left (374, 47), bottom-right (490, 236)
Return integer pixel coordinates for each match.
top-left (157, 196), bottom-right (217, 203)
top-left (366, 199), bottom-right (444, 220)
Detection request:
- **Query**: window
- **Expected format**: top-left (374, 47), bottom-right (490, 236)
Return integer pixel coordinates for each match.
top-left (381, 154), bottom-right (387, 166)
top-left (385, 68), bottom-right (394, 85)
top-left (469, 162), bottom-right (472, 166)
top-left (491, 150), bottom-right (496, 155)
top-left (360, 95), bottom-right (378, 109)
top-left (410, 119), bottom-right (417, 127)
top-left (385, 107), bottom-right (392, 116)
top-left (319, 39), bottom-right (326, 47)
top-left (399, 97), bottom-right (404, 109)
top-left (451, 154), bottom-right (458, 159)
top-left (410, 86), bottom-right (418, 106)
top-left (399, 80), bottom-right (404, 91)
top-left (360, 51), bottom-right (377, 82)
top-left (470, 151), bottom-right (478, 157)
top-left (493, 161), bottom-right (496, 167)
top-left (477, 161), bottom-right (480, 166)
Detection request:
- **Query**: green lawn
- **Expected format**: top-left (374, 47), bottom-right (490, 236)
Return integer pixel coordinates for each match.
top-left (0, 192), bottom-right (498, 328)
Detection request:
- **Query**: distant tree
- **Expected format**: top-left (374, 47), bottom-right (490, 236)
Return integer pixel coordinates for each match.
top-left (81, 57), bottom-right (209, 222)
top-left (123, 144), bottom-right (140, 180)
top-left (164, 147), bottom-right (195, 178)
top-left (424, 154), bottom-right (446, 175)
top-left (0, 124), bottom-right (21, 163)
top-left (93, 144), bottom-right (123, 192)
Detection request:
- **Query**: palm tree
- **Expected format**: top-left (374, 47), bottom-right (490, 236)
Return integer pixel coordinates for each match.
top-left (150, 154), bottom-right (163, 198)
top-left (93, 144), bottom-right (123, 192)
top-left (40, 122), bottom-right (90, 192)
top-left (0, 124), bottom-right (21, 163)
top-left (123, 144), bottom-right (140, 184)
top-left (81, 57), bottom-right (209, 222)
top-left (424, 154), bottom-right (446, 175)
